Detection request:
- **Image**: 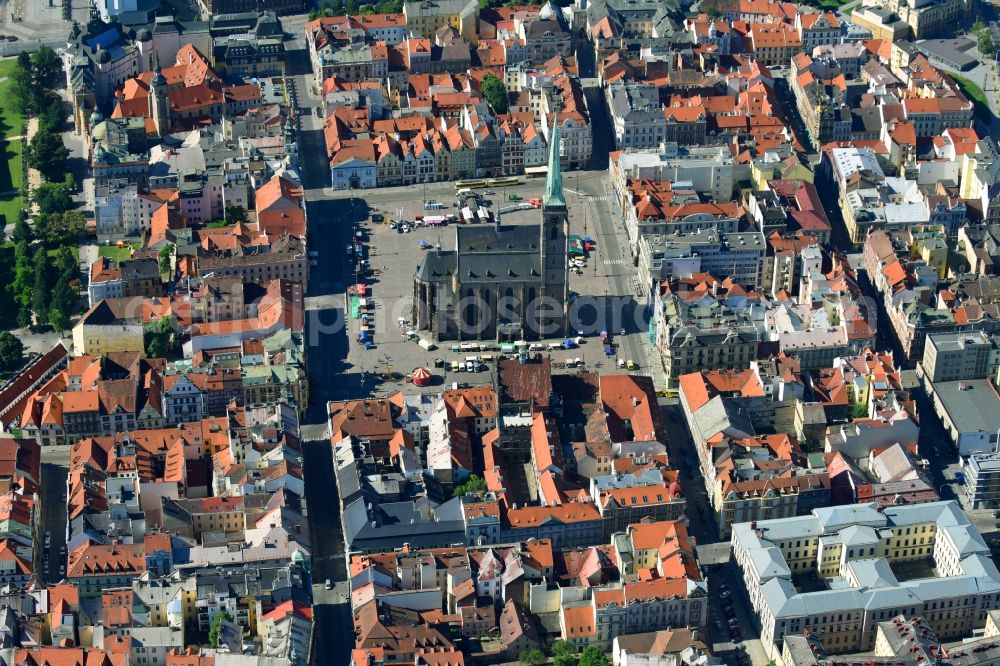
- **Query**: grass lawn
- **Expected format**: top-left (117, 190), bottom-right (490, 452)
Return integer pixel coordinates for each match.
top-left (0, 132), bottom-right (23, 225)
top-left (98, 243), bottom-right (140, 261)
top-left (0, 195), bottom-right (21, 225)
top-left (951, 73), bottom-right (994, 122)
top-left (0, 58), bottom-right (26, 225)
top-left (0, 71), bottom-right (25, 138)
top-left (800, 0), bottom-right (849, 9)
top-left (0, 133), bottom-right (21, 192)
top-left (0, 59), bottom-right (18, 80)
top-left (47, 245), bottom-right (79, 260)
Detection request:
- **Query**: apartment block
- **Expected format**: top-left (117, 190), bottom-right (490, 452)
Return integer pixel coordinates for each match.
top-left (733, 502), bottom-right (1000, 659)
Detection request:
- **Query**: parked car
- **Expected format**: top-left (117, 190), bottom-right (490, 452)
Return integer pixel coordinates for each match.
top-left (325, 579), bottom-right (332, 590)
top-left (720, 590), bottom-right (732, 600)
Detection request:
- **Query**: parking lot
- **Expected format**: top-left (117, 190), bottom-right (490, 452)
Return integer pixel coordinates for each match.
top-left (341, 179), bottom-right (656, 396)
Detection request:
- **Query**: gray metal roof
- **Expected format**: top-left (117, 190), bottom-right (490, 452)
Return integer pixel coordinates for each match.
top-left (342, 496), bottom-right (466, 552)
top-left (884, 500), bottom-right (965, 528)
top-left (839, 524), bottom-right (879, 547)
top-left (844, 558), bottom-right (897, 588)
top-left (900, 574), bottom-right (1000, 600)
top-left (736, 500), bottom-right (1000, 620)
top-left (941, 523), bottom-right (990, 557)
top-left (750, 547), bottom-right (791, 580)
top-left (691, 396), bottom-right (756, 441)
top-left (414, 250), bottom-right (457, 283)
top-left (447, 224), bottom-right (549, 285)
top-left (759, 515), bottom-right (825, 542)
top-left (774, 586), bottom-right (868, 619)
top-left (813, 503), bottom-right (884, 531)
top-left (456, 223), bottom-right (541, 254)
top-left (927, 379), bottom-right (1000, 437)
top-left (760, 577), bottom-right (796, 616)
top-left (956, 553), bottom-right (1000, 579)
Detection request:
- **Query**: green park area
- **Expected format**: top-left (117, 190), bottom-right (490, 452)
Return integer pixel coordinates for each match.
top-left (951, 73), bottom-right (994, 122)
top-left (99, 243), bottom-right (141, 262)
top-left (0, 57), bottom-right (25, 226)
top-left (806, 0), bottom-right (847, 9)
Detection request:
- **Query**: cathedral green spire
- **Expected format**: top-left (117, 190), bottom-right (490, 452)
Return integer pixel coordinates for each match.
top-left (543, 114), bottom-right (565, 208)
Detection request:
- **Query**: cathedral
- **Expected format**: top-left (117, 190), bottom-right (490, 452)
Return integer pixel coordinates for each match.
top-left (412, 119), bottom-right (569, 341)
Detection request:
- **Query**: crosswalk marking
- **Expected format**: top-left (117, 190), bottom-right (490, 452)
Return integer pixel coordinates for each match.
top-left (604, 258), bottom-right (627, 265)
top-left (565, 188), bottom-right (613, 202)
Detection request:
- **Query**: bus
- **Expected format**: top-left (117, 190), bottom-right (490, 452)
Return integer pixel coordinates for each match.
top-left (454, 179), bottom-right (487, 189)
top-left (487, 177), bottom-right (520, 187)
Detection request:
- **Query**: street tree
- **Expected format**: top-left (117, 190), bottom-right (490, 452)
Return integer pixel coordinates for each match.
top-left (9, 58), bottom-right (39, 117)
top-left (0, 331), bottom-right (23, 372)
top-left (33, 182), bottom-right (73, 215)
top-left (578, 646), bottom-right (611, 666)
top-left (551, 640), bottom-right (576, 666)
top-left (453, 473), bottom-right (488, 497)
top-left (10, 241), bottom-right (32, 312)
top-left (518, 649), bottom-right (546, 666)
top-left (39, 95), bottom-right (65, 134)
top-left (225, 205), bottom-right (247, 224)
top-left (482, 74), bottom-right (509, 113)
top-left (27, 128), bottom-right (70, 182)
top-left (11, 212), bottom-right (31, 244)
top-left (30, 250), bottom-right (52, 324)
top-left (209, 611), bottom-right (233, 648)
top-left (31, 47), bottom-right (63, 89)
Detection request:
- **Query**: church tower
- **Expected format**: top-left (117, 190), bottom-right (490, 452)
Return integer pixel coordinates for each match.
top-left (539, 112), bottom-right (569, 336)
top-left (149, 58), bottom-right (169, 138)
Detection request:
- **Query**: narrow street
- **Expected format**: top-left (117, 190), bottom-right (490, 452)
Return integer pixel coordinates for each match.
top-left (38, 462), bottom-right (67, 585)
top-left (302, 439), bottom-right (353, 666)
top-left (283, 40), bottom-right (356, 666)
top-left (37, 445), bottom-right (70, 587)
top-left (661, 403), bottom-right (767, 665)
